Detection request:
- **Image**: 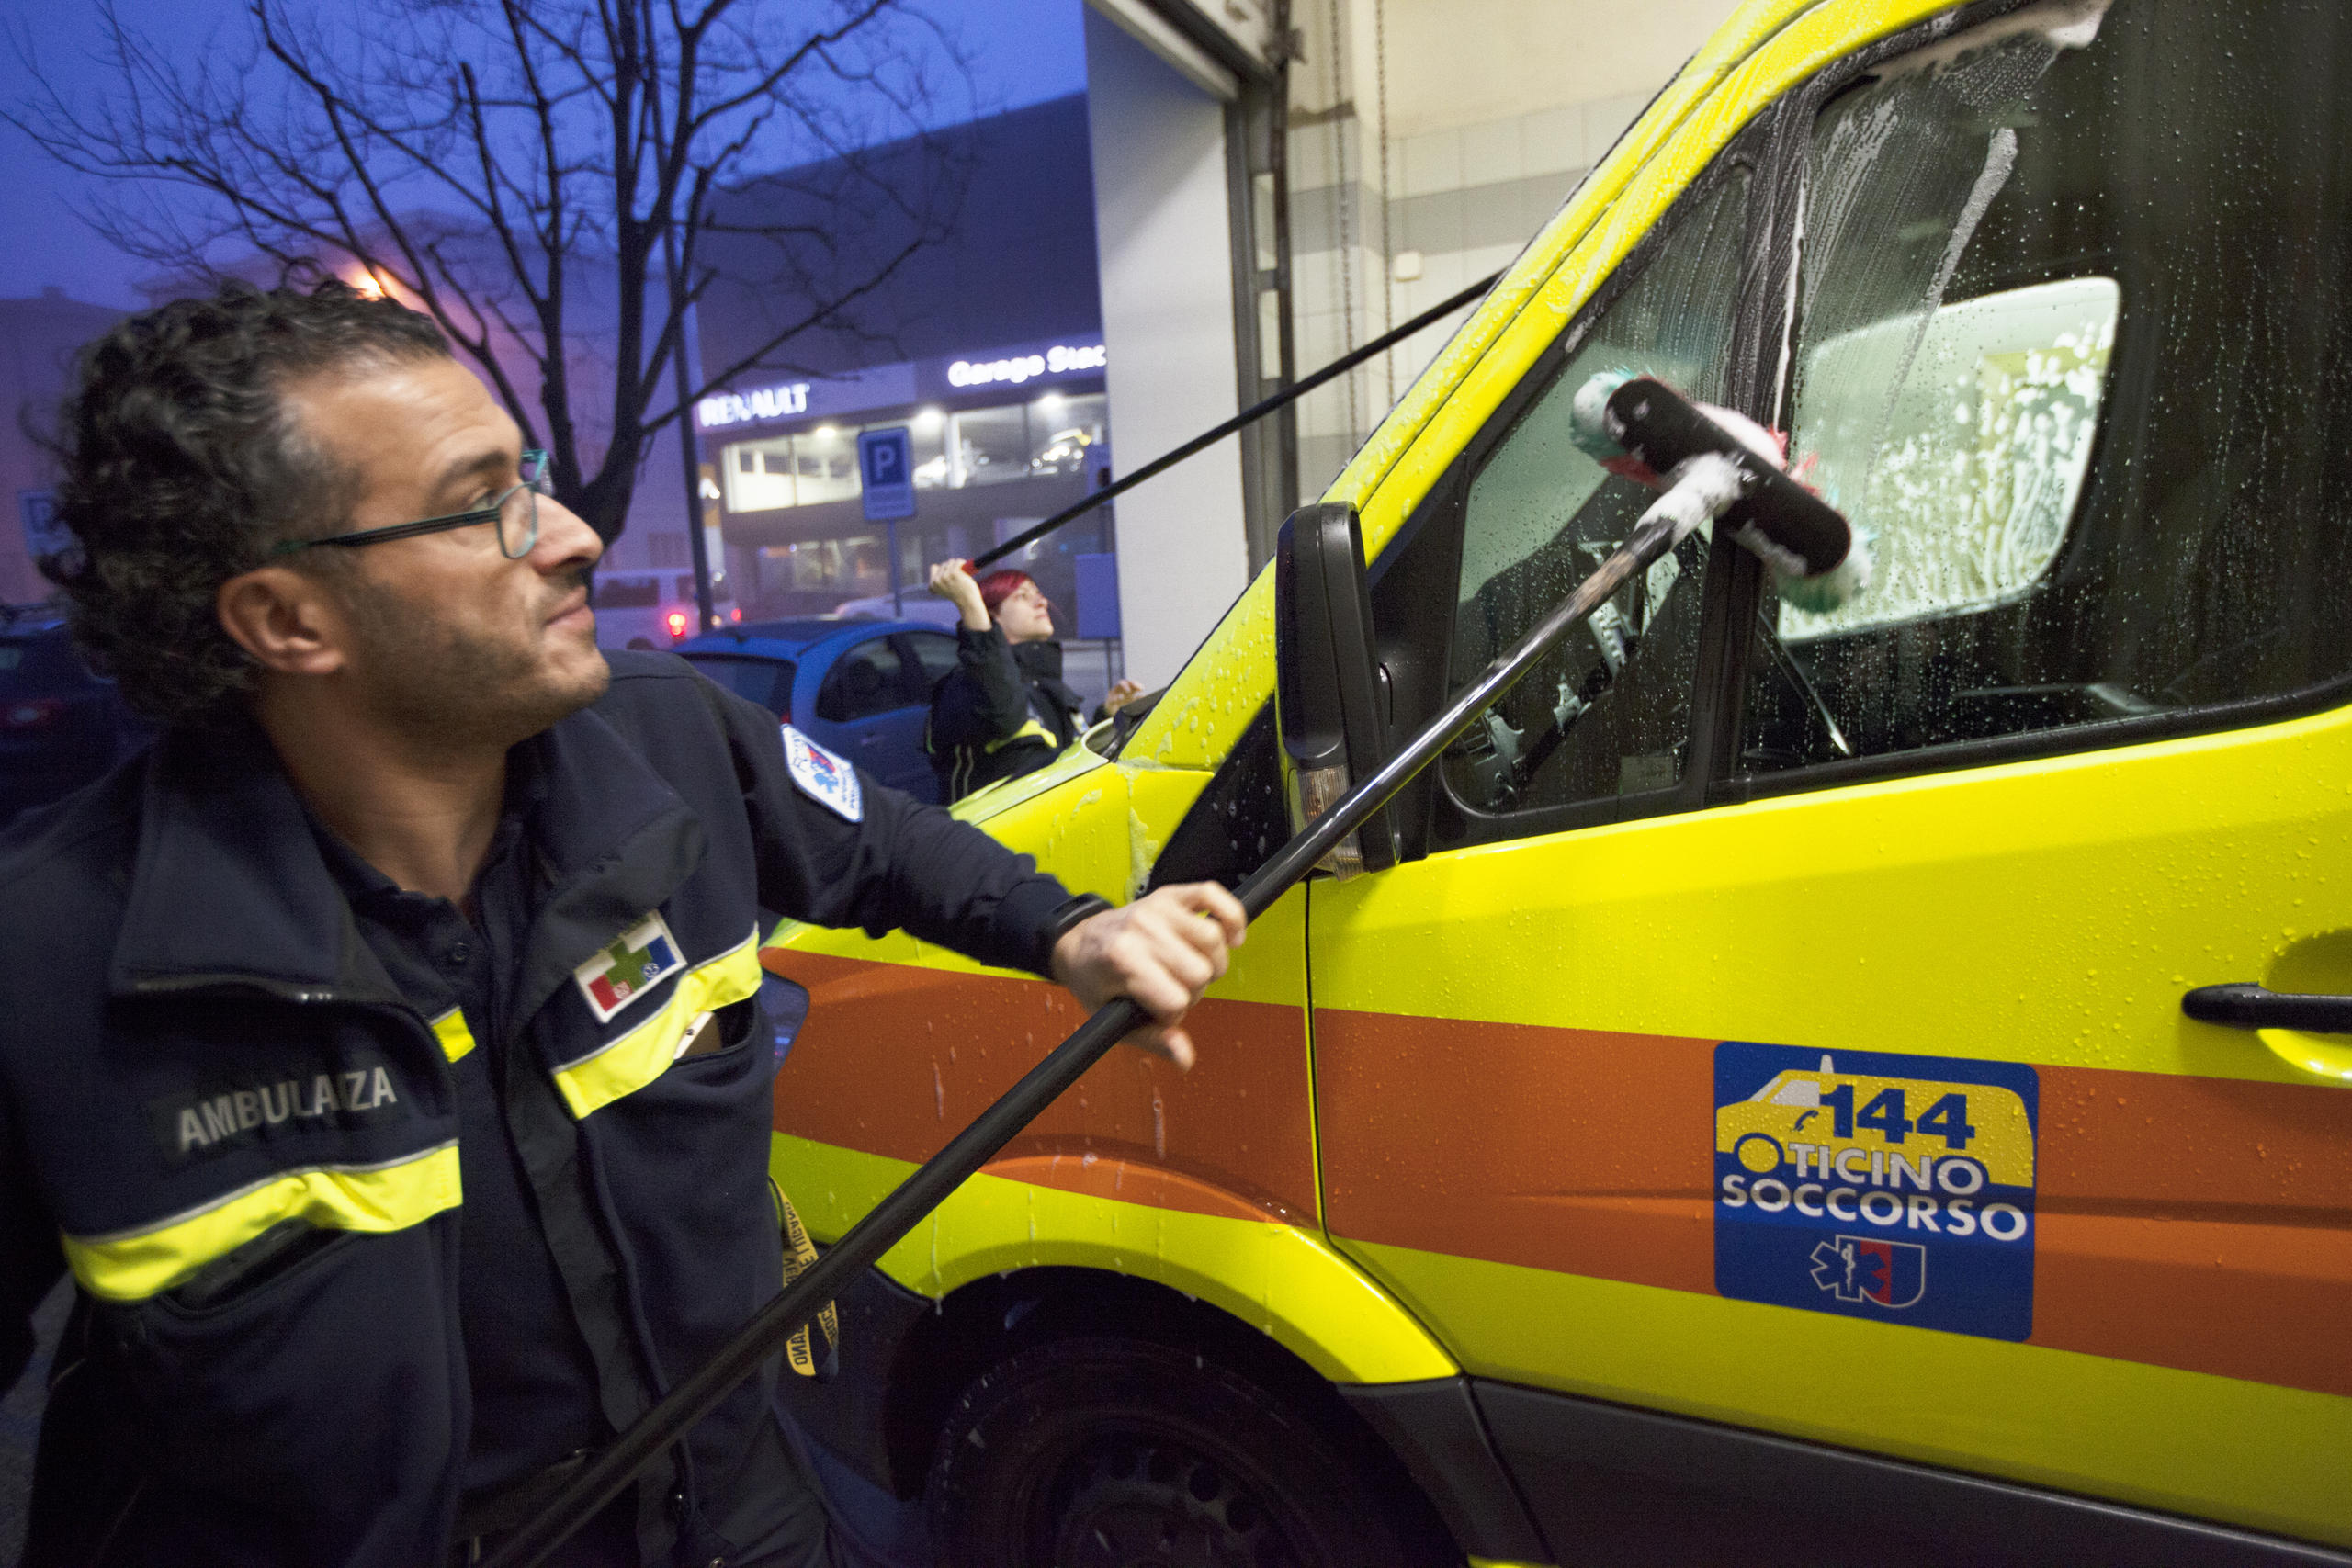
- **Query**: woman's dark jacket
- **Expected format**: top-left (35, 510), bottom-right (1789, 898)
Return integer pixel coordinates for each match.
top-left (925, 625), bottom-right (1093, 798)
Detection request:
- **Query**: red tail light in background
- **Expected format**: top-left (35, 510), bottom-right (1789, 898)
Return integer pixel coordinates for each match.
top-left (665, 610), bottom-right (690, 640)
top-left (729, 606), bottom-right (742, 623)
top-left (1, 698), bottom-right (65, 731)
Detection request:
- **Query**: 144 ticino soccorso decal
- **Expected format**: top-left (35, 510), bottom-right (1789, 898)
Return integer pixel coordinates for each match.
top-left (1713, 1042), bottom-right (2039, 1342)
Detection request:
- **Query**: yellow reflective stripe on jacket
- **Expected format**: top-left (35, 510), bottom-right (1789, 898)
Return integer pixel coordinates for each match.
top-left (553, 929), bottom-right (763, 1120)
top-left (429, 1006), bottom-right (476, 1063)
top-left (60, 1142), bottom-right (463, 1303)
top-left (982, 718), bottom-right (1057, 755)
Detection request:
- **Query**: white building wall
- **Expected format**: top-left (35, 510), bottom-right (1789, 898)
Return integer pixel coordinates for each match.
top-left (1052, 0), bottom-right (1733, 680)
top-left (1083, 5), bottom-right (1251, 690)
top-left (1281, 0), bottom-right (1741, 498)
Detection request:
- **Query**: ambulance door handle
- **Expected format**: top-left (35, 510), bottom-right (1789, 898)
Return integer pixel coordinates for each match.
top-left (2182, 983), bottom-right (2352, 1033)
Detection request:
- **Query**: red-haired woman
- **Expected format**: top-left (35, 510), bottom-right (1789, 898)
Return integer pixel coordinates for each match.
top-left (924, 558), bottom-right (1141, 798)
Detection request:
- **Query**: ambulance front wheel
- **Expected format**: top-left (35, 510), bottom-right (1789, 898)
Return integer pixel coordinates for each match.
top-left (925, 1335), bottom-right (1451, 1568)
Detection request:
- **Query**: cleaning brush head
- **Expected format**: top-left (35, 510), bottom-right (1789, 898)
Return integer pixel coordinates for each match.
top-left (1583, 374), bottom-right (1872, 613)
top-left (1568, 368), bottom-right (1635, 459)
top-left (1771, 525), bottom-right (1875, 615)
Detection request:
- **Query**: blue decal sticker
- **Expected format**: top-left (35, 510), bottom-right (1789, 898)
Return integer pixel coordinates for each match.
top-left (1714, 1043), bottom-right (2037, 1341)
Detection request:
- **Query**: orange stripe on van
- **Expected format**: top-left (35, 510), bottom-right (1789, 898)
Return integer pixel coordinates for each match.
top-left (1314, 1010), bottom-right (1718, 1296)
top-left (1315, 1009), bottom-right (2352, 1396)
top-left (763, 951), bottom-right (1317, 1224)
top-left (2034, 1065), bottom-right (2352, 1395)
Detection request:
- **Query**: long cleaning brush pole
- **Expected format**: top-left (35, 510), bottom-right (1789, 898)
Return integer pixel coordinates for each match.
top-left (482, 424), bottom-right (1838, 1568)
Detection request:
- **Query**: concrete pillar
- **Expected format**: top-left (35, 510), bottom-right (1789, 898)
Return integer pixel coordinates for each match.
top-left (1083, 6), bottom-right (1250, 691)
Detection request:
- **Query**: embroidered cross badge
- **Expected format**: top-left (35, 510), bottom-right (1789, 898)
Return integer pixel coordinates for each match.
top-left (574, 911), bottom-right (686, 1024)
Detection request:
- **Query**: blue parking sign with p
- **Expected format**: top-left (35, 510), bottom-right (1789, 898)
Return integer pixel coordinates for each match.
top-left (858, 426), bottom-right (916, 521)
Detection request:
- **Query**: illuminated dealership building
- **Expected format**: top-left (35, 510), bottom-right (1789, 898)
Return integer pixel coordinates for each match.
top-left (690, 95), bottom-right (1119, 628)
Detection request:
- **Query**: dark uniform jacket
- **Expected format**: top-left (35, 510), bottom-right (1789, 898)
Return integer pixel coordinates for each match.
top-left (0, 649), bottom-right (1075, 1567)
top-left (924, 626), bottom-right (1090, 800)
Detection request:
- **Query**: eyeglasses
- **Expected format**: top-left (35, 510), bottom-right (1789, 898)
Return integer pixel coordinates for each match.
top-left (272, 449), bottom-right (553, 560)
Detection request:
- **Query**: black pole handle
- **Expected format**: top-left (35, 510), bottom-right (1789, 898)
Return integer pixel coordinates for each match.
top-left (970, 269), bottom-right (1504, 570)
top-left (2182, 983), bottom-right (2352, 1033)
top-left (482, 479), bottom-right (1725, 1568)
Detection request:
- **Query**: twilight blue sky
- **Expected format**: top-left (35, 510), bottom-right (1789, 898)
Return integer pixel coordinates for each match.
top-left (0, 0), bottom-right (1090, 309)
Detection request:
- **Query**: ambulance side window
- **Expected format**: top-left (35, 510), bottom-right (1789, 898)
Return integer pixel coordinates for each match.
top-left (1441, 166), bottom-right (1749, 825)
top-left (1740, 0), bottom-right (2352, 778)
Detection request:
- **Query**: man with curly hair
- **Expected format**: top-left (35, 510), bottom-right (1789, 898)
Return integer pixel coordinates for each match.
top-left (0, 280), bottom-right (1245, 1567)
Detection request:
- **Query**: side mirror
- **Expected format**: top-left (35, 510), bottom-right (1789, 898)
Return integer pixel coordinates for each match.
top-left (1274, 502), bottom-right (1395, 876)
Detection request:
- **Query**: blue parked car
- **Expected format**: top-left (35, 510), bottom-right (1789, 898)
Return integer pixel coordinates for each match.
top-left (674, 618), bottom-right (959, 804)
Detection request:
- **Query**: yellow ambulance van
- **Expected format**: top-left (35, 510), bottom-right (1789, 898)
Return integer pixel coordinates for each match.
top-left (758, 1), bottom-right (2352, 1562)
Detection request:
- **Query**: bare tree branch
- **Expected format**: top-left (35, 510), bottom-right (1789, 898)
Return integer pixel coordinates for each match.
top-left (6, 0), bottom-right (979, 544)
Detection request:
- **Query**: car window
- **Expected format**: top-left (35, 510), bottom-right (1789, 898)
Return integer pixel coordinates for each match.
top-left (816, 637), bottom-right (910, 723)
top-left (1440, 165), bottom-right (1749, 822)
top-left (902, 631), bottom-right (959, 698)
top-left (680, 653), bottom-right (794, 719)
top-left (1786, 275), bottom-right (2120, 639)
top-left (1740, 0), bottom-right (2352, 775)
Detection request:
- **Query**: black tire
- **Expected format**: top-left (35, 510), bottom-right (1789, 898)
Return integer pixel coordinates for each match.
top-left (925, 1336), bottom-right (1448, 1568)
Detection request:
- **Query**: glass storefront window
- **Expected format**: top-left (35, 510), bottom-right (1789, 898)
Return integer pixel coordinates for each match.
top-left (758, 537), bottom-right (888, 598)
top-left (1026, 392), bottom-right (1106, 479)
top-left (726, 439), bottom-right (797, 512)
top-left (910, 408), bottom-right (951, 489)
top-left (950, 406), bottom-right (1028, 487)
top-left (793, 426), bottom-right (860, 505)
top-left (718, 394), bottom-right (1109, 511)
